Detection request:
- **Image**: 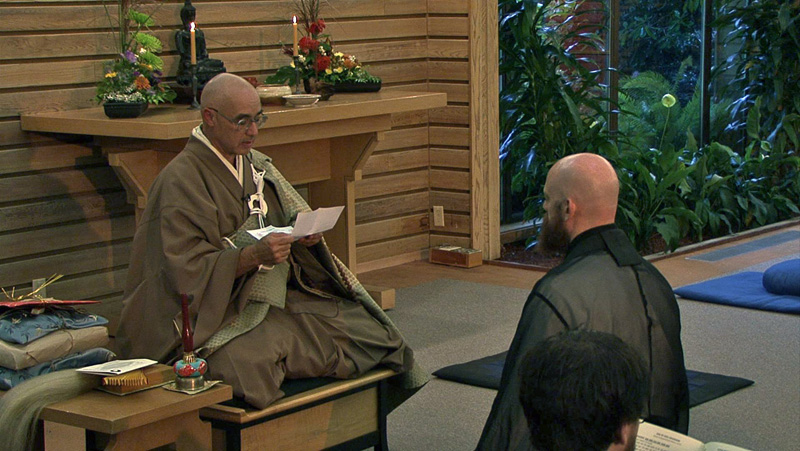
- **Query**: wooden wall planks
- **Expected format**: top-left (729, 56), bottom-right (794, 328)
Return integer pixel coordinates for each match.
top-left (0, 0), bottom-right (499, 305)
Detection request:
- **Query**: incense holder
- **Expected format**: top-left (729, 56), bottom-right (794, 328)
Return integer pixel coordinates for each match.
top-left (174, 352), bottom-right (207, 390)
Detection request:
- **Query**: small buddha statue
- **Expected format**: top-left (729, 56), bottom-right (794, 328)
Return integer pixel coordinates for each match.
top-left (175, 0), bottom-right (226, 88)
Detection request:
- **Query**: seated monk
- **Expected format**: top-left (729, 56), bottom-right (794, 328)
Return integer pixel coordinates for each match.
top-left (175, 0), bottom-right (226, 88)
top-left (114, 73), bottom-right (426, 410)
top-left (477, 153), bottom-right (689, 450)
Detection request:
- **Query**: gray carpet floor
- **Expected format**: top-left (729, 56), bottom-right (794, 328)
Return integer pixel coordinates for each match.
top-left (383, 274), bottom-right (800, 451)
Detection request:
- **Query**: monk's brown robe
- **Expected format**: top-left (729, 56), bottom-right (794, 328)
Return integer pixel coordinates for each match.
top-left (115, 132), bottom-right (427, 408)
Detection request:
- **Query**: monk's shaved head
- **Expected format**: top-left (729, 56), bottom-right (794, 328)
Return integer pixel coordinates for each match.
top-left (543, 153), bottom-right (619, 241)
top-left (199, 73), bottom-right (262, 163)
top-left (201, 73), bottom-right (259, 113)
top-left (549, 153), bottom-right (619, 217)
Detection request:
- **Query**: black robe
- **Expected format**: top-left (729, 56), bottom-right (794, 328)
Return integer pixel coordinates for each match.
top-left (477, 225), bottom-right (689, 450)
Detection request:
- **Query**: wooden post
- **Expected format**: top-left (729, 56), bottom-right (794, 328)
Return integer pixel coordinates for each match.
top-left (469, 0), bottom-right (501, 260)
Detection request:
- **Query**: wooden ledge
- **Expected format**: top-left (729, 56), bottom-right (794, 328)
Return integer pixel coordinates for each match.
top-left (200, 368), bottom-right (396, 424)
top-left (20, 91), bottom-right (447, 140)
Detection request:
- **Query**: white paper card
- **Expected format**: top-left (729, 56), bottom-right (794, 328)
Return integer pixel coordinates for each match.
top-left (291, 206), bottom-right (344, 238)
top-left (247, 225), bottom-right (294, 240)
top-left (76, 358), bottom-right (157, 376)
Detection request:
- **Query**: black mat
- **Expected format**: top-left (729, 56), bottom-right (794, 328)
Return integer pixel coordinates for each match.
top-left (433, 352), bottom-right (754, 408)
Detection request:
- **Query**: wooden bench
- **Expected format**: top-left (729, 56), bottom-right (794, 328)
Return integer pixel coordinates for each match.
top-left (200, 368), bottom-right (396, 451)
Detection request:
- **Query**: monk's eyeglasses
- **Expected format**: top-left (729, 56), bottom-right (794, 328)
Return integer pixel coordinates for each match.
top-left (209, 108), bottom-right (267, 130)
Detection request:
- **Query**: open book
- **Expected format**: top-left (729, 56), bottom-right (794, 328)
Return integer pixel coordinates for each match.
top-left (636, 422), bottom-right (751, 451)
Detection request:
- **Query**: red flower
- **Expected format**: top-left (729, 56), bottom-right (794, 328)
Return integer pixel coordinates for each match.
top-left (314, 55), bottom-right (331, 73)
top-left (307, 19), bottom-right (326, 36)
top-left (299, 36), bottom-right (320, 54)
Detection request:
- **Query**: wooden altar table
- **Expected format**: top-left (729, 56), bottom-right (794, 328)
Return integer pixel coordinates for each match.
top-left (20, 91), bottom-right (446, 271)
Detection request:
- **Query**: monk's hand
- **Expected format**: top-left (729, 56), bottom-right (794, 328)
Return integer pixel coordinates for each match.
top-left (297, 233), bottom-right (322, 247)
top-left (254, 232), bottom-right (294, 265)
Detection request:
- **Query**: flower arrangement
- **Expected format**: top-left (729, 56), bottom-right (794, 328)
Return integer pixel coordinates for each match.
top-left (95, 7), bottom-right (176, 105)
top-left (265, 0), bottom-right (380, 89)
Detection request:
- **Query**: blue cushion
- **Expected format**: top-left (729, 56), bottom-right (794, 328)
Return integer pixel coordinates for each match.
top-left (675, 272), bottom-right (800, 315)
top-left (0, 347), bottom-right (115, 390)
top-left (0, 309), bottom-right (108, 345)
top-left (763, 259), bottom-right (800, 297)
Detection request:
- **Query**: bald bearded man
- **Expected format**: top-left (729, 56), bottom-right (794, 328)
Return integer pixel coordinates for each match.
top-left (477, 153), bottom-right (689, 450)
top-left (116, 74), bottom-right (424, 410)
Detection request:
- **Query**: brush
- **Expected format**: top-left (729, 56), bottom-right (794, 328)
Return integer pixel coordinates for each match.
top-left (97, 364), bottom-right (175, 395)
top-left (102, 370), bottom-right (148, 387)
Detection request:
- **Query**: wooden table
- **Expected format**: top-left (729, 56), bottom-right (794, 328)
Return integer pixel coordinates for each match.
top-left (20, 91), bottom-right (446, 270)
top-left (39, 384), bottom-right (232, 451)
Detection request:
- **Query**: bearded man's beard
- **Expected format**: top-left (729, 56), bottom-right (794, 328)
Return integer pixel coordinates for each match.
top-left (536, 213), bottom-right (570, 256)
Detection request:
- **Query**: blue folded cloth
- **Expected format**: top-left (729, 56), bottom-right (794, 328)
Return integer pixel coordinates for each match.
top-left (0, 347), bottom-right (115, 390)
top-left (0, 308), bottom-right (108, 345)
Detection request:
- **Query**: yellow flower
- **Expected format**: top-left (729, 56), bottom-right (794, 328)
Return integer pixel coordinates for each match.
top-left (334, 67), bottom-right (343, 73)
top-left (105, 72), bottom-right (117, 78)
top-left (325, 68), bottom-right (333, 75)
top-left (290, 61), bottom-right (296, 68)
top-left (334, 52), bottom-right (343, 57)
top-left (661, 94), bottom-right (676, 108)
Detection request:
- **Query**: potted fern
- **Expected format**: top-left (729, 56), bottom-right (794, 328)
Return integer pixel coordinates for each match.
top-left (95, 6), bottom-right (176, 118)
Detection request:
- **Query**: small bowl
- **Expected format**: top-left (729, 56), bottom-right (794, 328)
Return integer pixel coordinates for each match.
top-left (257, 84), bottom-right (292, 105)
top-left (283, 94), bottom-right (321, 108)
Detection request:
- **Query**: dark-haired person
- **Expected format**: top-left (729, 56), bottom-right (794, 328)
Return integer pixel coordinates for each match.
top-left (478, 153), bottom-right (688, 450)
top-left (519, 330), bottom-right (649, 451)
top-left (115, 73), bottom-right (425, 410)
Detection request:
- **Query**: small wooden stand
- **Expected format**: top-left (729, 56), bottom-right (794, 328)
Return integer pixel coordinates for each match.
top-left (429, 245), bottom-right (483, 268)
top-left (39, 383), bottom-right (232, 451)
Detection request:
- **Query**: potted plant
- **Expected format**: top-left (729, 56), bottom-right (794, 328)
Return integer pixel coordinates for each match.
top-left (265, 0), bottom-right (381, 96)
top-left (95, 5), bottom-right (176, 118)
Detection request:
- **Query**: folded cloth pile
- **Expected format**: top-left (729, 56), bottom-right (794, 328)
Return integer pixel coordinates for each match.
top-left (0, 306), bottom-right (115, 390)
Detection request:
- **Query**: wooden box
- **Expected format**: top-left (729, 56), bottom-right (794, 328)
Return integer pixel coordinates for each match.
top-left (429, 246), bottom-right (483, 268)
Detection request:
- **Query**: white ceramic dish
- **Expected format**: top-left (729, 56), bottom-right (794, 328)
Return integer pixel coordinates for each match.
top-left (283, 94), bottom-right (321, 108)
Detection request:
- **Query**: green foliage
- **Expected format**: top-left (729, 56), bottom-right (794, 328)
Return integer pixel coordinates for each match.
top-left (498, 0), bottom-right (616, 224)
top-left (618, 0), bottom-right (701, 104)
top-left (95, 3), bottom-right (175, 105)
top-left (498, 0), bottom-right (798, 254)
top-left (713, 0), bottom-right (799, 152)
top-left (617, 61), bottom-right (731, 154)
top-left (611, 144), bottom-right (700, 253)
top-left (127, 9), bottom-right (154, 28)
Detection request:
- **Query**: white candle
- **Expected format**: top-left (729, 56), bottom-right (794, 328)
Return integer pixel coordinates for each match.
top-left (292, 16), bottom-right (298, 57)
top-left (190, 22), bottom-right (197, 65)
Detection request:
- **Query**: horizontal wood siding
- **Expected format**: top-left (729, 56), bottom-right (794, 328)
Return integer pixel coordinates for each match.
top-left (0, 0), bottom-right (493, 303)
top-left (427, 0), bottom-right (472, 252)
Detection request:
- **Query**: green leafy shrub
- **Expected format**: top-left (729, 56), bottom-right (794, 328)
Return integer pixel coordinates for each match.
top-left (499, 0), bottom-right (616, 224)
